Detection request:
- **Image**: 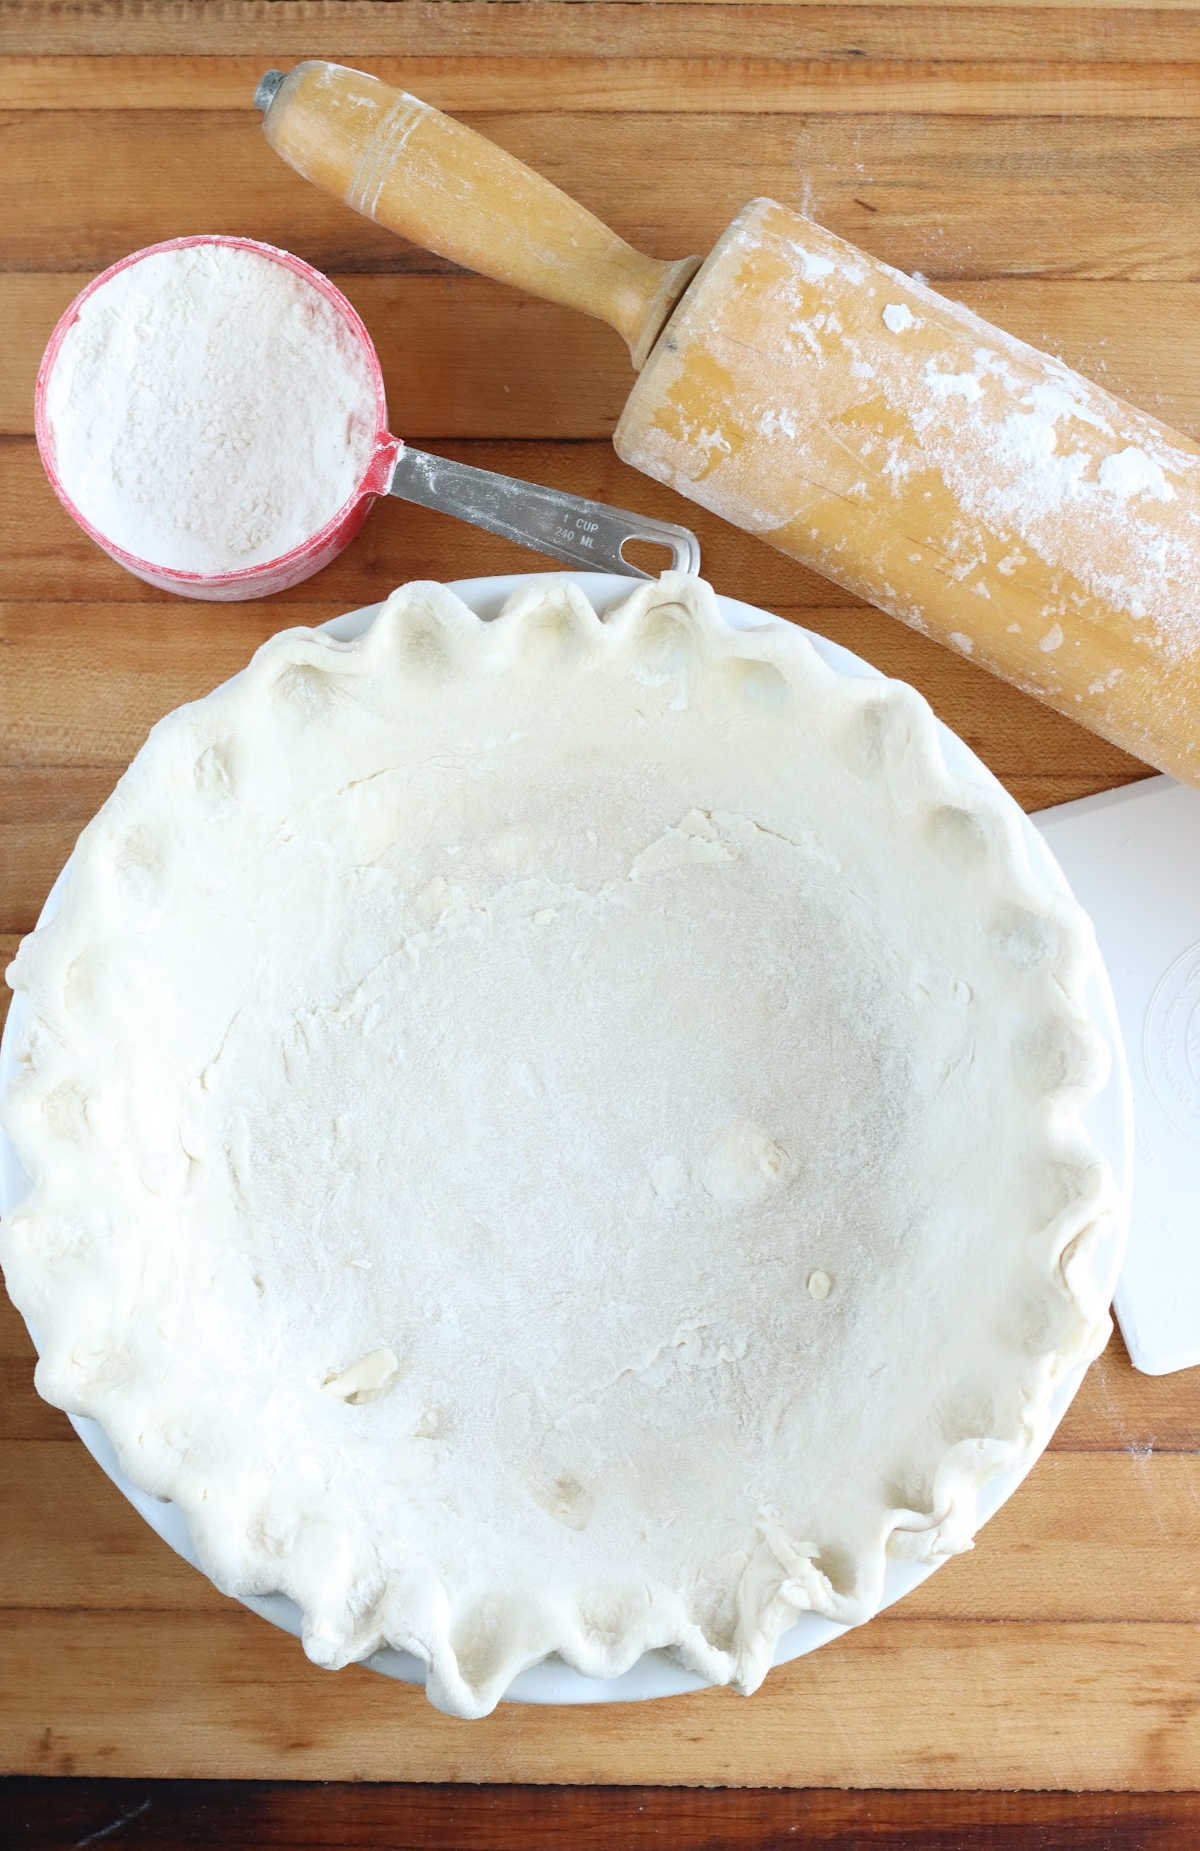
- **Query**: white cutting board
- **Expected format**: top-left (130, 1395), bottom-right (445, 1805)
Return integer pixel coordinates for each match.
top-left (1038, 776), bottom-right (1200, 1375)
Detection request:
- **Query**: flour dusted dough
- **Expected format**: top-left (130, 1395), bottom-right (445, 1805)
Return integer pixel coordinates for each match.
top-left (1, 575), bottom-right (1115, 1717)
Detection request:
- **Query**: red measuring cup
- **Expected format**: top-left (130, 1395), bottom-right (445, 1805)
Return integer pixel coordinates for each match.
top-left (35, 235), bottom-right (698, 602)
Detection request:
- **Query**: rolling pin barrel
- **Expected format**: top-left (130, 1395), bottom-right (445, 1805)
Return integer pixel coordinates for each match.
top-left (616, 200), bottom-right (1200, 784)
top-left (259, 63), bottom-right (1200, 785)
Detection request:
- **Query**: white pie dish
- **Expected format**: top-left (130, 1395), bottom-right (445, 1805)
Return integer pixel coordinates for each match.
top-left (0, 570), bottom-right (1132, 1708)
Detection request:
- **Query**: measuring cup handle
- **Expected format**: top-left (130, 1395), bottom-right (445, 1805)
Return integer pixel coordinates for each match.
top-left (385, 445), bottom-right (701, 579)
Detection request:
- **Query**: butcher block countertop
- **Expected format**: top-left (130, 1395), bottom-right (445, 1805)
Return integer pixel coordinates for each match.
top-left (3, 2), bottom-right (1200, 1845)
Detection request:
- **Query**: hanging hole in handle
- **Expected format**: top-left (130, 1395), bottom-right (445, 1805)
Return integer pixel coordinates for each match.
top-left (619, 535), bottom-right (678, 577)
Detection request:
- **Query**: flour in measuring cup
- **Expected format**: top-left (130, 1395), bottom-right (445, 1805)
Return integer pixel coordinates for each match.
top-left (44, 241), bottom-right (378, 575)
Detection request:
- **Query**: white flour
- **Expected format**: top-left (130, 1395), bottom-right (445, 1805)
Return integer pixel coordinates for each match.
top-left (45, 241), bottom-right (378, 575)
top-left (882, 302), bottom-right (916, 334)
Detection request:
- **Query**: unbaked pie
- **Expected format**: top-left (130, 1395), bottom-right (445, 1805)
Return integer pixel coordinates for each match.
top-left (1, 574), bottom-right (1117, 1716)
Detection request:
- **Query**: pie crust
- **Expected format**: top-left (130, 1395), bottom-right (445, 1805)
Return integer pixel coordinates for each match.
top-left (1, 575), bottom-right (1116, 1716)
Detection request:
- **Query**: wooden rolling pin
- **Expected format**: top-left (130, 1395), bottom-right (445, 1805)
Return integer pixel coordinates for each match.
top-left (256, 62), bottom-right (1200, 783)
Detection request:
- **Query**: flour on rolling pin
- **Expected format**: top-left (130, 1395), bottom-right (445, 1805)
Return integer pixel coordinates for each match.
top-left (616, 201), bottom-right (1200, 781)
top-left (42, 239), bottom-right (377, 576)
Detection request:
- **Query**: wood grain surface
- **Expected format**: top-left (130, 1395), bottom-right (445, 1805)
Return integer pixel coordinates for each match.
top-left (7, 1781), bottom-right (1200, 1851)
top-left (1, 0), bottom-right (1199, 1831)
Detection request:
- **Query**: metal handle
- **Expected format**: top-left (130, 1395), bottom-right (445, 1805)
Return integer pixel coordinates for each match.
top-left (386, 445), bottom-right (701, 578)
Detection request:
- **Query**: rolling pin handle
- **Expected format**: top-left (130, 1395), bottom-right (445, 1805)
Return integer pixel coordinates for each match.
top-left (255, 61), bottom-right (699, 365)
